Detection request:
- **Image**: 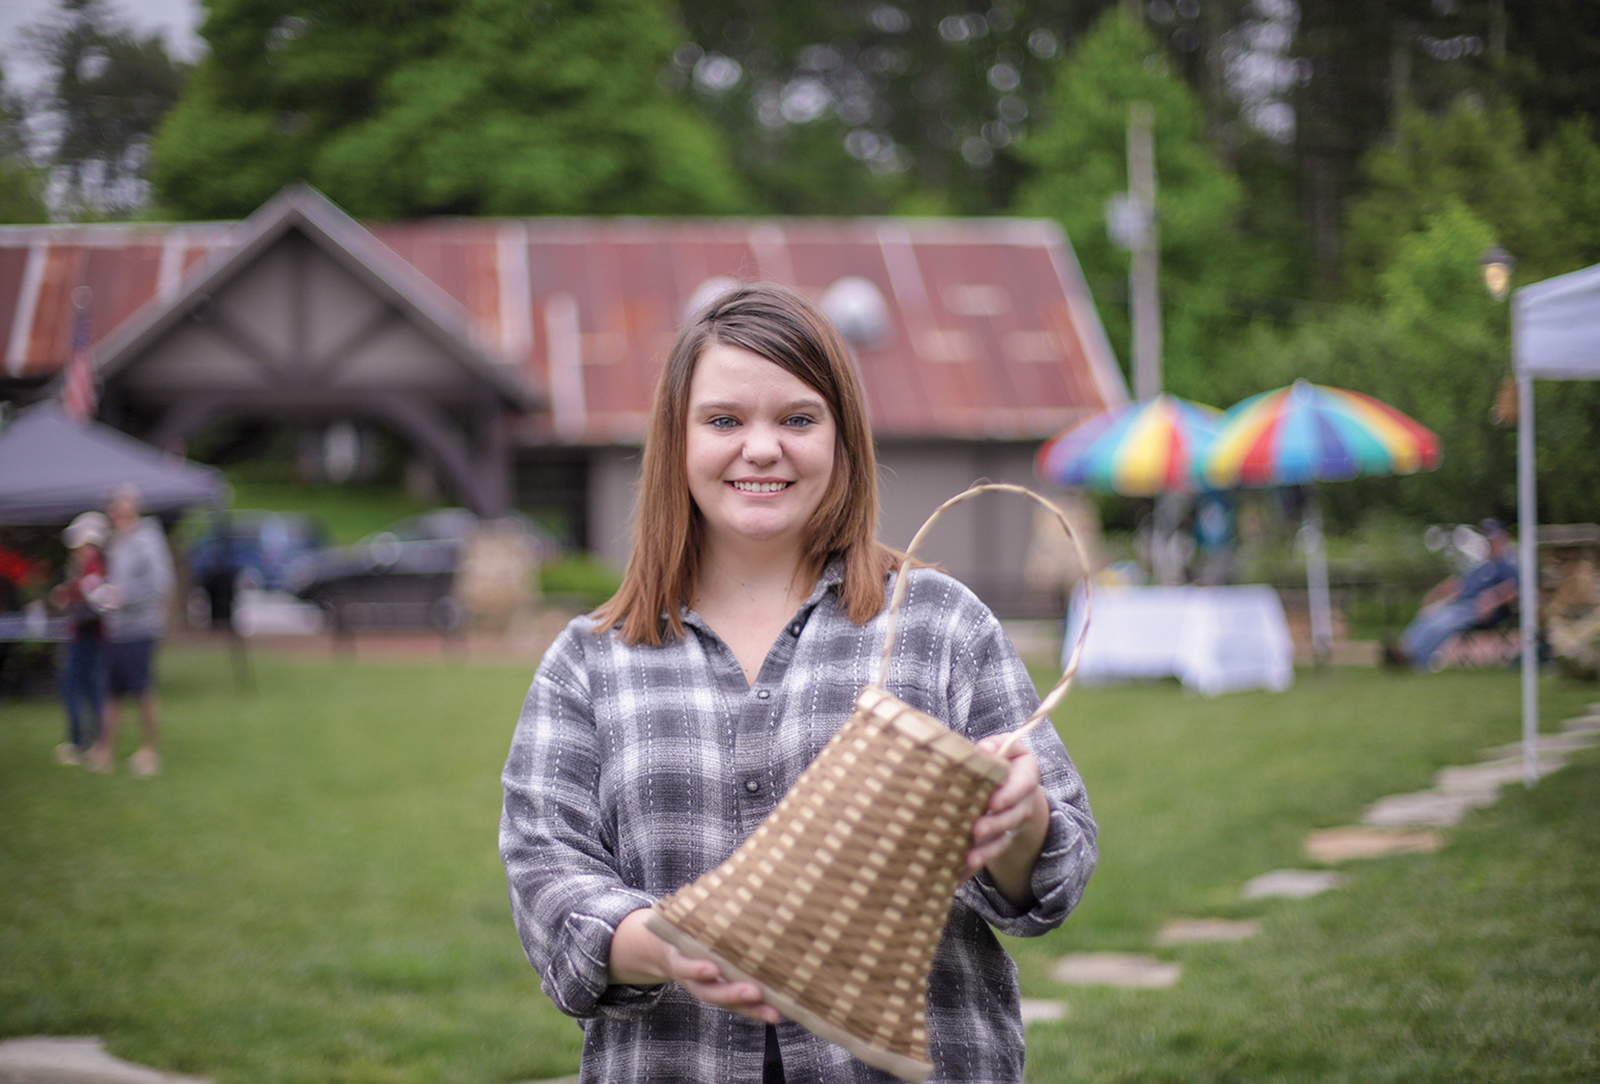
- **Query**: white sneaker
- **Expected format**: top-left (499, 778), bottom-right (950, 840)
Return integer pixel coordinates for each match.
top-left (54, 743), bottom-right (82, 766)
top-left (129, 748), bottom-right (161, 778)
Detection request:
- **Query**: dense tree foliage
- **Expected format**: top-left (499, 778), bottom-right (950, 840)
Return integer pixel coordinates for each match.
top-left (14, 0), bottom-right (188, 217)
top-left (147, 0), bottom-right (746, 219)
top-left (1343, 99), bottom-right (1559, 300)
top-left (670, 0), bottom-right (1119, 215)
top-left (1015, 9), bottom-right (1264, 408)
top-left (0, 66), bottom-right (48, 223)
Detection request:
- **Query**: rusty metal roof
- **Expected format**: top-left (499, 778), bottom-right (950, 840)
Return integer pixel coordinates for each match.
top-left (1, 187), bottom-right (1126, 445)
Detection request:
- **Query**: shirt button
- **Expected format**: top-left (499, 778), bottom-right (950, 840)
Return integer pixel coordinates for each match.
top-left (744, 779), bottom-right (761, 793)
top-left (788, 623), bottom-right (802, 636)
top-left (756, 689), bottom-right (771, 700)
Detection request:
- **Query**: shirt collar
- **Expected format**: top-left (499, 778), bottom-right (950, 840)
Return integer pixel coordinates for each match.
top-left (678, 557), bottom-right (846, 633)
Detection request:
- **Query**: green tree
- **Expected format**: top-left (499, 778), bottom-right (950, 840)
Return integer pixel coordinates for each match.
top-left (670, 1), bottom-right (1120, 215)
top-left (0, 65), bottom-right (48, 223)
top-left (149, 0), bottom-right (746, 220)
top-left (1214, 198), bottom-right (1600, 529)
top-left (1015, 8), bottom-right (1275, 409)
top-left (1536, 117), bottom-right (1600, 275)
top-left (18, 0), bottom-right (188, 218)
top-left (1341, 97), bottom-right (1552, 301)
top-left (1205, 203), bottom-right (1503, 530)
top-left (1502, 0), bottom-right (1600, 144)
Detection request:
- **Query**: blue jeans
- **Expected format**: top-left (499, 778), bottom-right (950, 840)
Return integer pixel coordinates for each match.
top-left (59, 634), bottom-right (106, 750)
top-left (1401, 599), bottom-right (1480, 671)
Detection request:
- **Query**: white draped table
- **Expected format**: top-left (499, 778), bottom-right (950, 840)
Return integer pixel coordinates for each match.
top-left (1064, 584), bottom-right (1295, 696)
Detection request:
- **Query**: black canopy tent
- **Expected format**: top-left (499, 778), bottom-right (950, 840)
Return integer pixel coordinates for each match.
top-left (0, 402), bottom-right (227, 526)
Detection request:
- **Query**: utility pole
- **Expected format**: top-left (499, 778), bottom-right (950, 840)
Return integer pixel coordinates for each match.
top-left (1127, 102), bottom-right (1161, 403)
top-left (1111, 101), bottom-right (1183, 584)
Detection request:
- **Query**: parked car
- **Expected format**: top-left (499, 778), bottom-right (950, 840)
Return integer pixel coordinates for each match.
top-left (185, 511), bottom-right (328, 627)
top-left (291, 508), bottom-right (552, 632)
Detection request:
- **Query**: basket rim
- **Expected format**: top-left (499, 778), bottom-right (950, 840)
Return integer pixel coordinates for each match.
top-left (646, 911), bottom-right (934, 1083)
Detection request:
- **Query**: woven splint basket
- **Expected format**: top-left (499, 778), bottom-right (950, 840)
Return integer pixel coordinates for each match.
top-left (648, 484), bottom-right (1090, 1081)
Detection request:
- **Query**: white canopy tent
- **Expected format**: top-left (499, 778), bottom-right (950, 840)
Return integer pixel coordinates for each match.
top-left (1512, 261), bottom-right (1600, 786)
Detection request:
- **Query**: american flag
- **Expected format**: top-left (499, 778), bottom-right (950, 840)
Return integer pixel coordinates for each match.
top-left (62, 289), bottom-right (95, 422)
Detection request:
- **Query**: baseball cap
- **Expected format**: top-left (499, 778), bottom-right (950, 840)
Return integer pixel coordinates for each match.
top-left (1479, 518), bottom-right (1507, 538)
top-left (62, 511), bottom-right (109, 549)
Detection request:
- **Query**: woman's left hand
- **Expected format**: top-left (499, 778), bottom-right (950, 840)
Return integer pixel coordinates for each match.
top-left (967, 732), bottom-right (1051, 907)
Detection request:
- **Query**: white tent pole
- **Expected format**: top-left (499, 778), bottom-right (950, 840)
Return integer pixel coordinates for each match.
top-left (1516, 370), bottom-right (1539, 788)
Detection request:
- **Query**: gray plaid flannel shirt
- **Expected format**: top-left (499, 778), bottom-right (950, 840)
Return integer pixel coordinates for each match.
top-left (500, 563), bottom-right (1097, 1083)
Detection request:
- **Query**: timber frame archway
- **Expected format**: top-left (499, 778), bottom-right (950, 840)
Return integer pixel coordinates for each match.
top-left (91, 186), bottom-right (536, 516)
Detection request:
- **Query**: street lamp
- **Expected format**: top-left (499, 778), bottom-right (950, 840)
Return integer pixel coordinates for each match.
top-left (1481, 244), bottom-right (1516, 303)
top-left (1480, 240), bottom-right (1539, 788)
top-left (1483, 245), bottom-right (1518, 425)
top-left (1478, 247), bottom-right (1516, 425)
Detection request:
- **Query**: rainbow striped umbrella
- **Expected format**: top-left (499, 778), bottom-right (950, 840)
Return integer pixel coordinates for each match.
top-left (1035, 393), bottom-right (1222, 496)
top-left (1202, 380), bottom-right (1441, 664)
top-left (1203, 379), bottom-right (1441, 489)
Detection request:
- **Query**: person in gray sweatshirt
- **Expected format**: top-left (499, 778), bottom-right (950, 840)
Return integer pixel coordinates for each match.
top-left (86, 485), bottom-right (175, 777)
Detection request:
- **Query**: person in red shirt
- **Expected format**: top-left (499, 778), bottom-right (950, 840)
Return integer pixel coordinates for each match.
top-left (48, 512), bottom-right (109, 764)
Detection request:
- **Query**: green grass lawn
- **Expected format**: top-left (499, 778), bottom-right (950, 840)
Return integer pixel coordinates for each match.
top-left (2, 641), bottom-right (1596, 1083)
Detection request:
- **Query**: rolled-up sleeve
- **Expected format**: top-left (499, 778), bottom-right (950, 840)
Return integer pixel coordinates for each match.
top-left (946, 597), bottom-right (1098, 937)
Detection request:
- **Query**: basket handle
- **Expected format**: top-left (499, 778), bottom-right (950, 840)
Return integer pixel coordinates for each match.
top-left (877, 483), bottom-right (1092, 756)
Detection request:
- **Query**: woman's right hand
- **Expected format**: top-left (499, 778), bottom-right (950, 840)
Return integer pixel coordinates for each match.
top-left (609, 908), bottom-right (780, 1025)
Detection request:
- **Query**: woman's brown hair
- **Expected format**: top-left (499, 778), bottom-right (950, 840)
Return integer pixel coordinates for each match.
top-left (594, 282), bottom-right (898, 645)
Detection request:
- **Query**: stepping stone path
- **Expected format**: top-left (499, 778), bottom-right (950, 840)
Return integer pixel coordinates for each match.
top-left (1019, 998), bottom-right (1070, 1025)
top-left (1303, 826), bottom-right (1443, 862)
top-left (0, 1037), bottom-right (210, 1084)
top-left (1154, 917), bottom-right (1261, 946)
top-left (1051, 952), bottom-right (1181, 989)
top-left (1241, 869), bottom-right (1346, 899)
top-left (1045, 703), bottom-right (1600, 997)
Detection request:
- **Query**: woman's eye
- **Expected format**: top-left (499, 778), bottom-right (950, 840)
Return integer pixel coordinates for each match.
top-left (784, 415), bottom-right (816, 428)
top-left (708, 415), bottom-right (739, 429)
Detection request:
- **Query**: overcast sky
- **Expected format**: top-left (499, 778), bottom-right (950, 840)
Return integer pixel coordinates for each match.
top-left (2, 0), bottom-right (204, 91)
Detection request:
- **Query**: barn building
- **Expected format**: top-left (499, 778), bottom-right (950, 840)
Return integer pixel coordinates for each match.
top-left (0, 185), bottom-right (1126, 613)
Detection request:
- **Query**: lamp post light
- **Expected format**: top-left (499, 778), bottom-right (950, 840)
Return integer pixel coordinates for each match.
top-left (1484, 245), bottom-right (1518, 425)
top-left (1481, 242), bottom-right (1540, 789)
top-left (1481, 244), bottom-right (1516, 303)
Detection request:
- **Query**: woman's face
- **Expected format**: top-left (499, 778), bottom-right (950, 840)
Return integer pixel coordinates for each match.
top-left (685, 342), bottom-right (836, 555)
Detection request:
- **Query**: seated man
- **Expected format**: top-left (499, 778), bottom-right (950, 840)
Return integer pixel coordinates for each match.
top-left (1385, 519), bottom-right (1519, 671)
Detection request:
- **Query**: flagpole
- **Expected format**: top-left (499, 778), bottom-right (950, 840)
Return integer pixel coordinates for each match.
top-left (63, 286), bottom-right (96, 422)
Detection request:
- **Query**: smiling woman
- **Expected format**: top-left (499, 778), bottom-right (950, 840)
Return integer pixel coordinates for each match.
top-left (499, 282), bottom-right (1097, 1084)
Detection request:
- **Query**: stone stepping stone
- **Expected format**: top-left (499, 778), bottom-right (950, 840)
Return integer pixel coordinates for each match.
top-left (1481, 731), bottom-right (1597, 760)
top-left (1051, 952), bottom-right (1181, 988)
top-left (1562, 713), bottom-right (1600, 733)
top-left (1020, 998), bottom-right (1070, 1025)
top-left (1303, 826), bottom-right (1443, 863)
top-left (1435, 755), bottom-right (1567, 794)
top-left (0, 1037), bottom-right (212, 1083)
top-left (1362, 788), bottom-right (1498, 828)
top-left (1154, 917), bottom-right (1261, 945)
top-left (1240, 869), bottom-right (1345, 899)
